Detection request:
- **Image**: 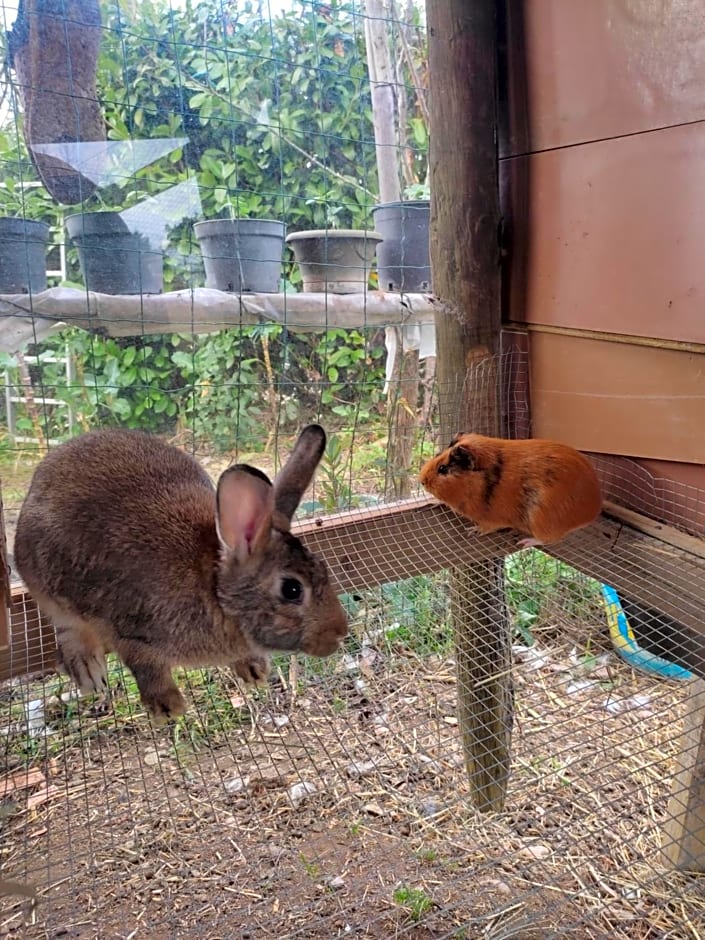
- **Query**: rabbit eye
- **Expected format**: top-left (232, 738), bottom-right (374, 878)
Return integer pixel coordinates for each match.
top-left (438, 464), bottom-right (449, 475)
top-left (280, 577), bottom-right (304, 604)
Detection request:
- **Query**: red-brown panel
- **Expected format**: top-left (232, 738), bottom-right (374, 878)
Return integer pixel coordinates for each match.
top-left (528, 331), bottom-right (705, 464)
top-left (501, 0), bottom-right (705, 157)
top-left (502, 122), bottom-right (705, 344)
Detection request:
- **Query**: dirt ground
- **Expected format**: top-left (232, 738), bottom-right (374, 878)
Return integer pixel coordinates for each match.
top-left (1, 634), bottom-right (703, 939)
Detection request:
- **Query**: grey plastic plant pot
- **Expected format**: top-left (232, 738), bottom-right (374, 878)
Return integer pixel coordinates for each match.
top-left (371, 200), bottom-right (431, 292)
top-left (193, 218), bottom-right (286, 293)
top-left (286, 229), bottom-right (383, 294)
top-left (0, 217), bottom-right (50, 294)
top-left (65, 211), bottom-right (164, 295)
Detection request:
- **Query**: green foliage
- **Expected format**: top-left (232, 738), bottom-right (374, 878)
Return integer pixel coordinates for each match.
top-left (392, 884), bottom-right (434, 922)
top-left (5, 322), bottom-right (388, 451)
top-left (504, 550), bottom-right (603, 646)
top-left (379, 575), bottom-right (452, 655)
top-left (317, 432), bottom-right (354, 511)
top-left (94, 0), bottom-right (385, 231)
top-left (0, 0), bottom-right (426, 449)
top-left (171, 329), bottom-right (270, 449)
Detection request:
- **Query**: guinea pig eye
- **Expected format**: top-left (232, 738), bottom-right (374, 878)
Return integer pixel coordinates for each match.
top-left (438, 464), bottom-right (449, 476)
top-left (280, 577), bottom-right (304, 604)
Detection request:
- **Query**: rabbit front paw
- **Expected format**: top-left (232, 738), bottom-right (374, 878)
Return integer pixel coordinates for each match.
top-left (125, 658), bottom-right (187, 720)
top-left (140, 684), bottom-right (187, 721)
top-left (232, 653), bottom-right (271, 685)
top-left (56, 643), bottom-right (108, 695)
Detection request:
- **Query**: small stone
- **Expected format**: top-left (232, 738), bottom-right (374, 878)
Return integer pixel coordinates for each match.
top-left (522, 842), bottom-right (551, 860)
top-left (345, 760), bottom-right (377, 779)
top-left (143, 747), bottom-right (160, 767)
top-left (289, 781), bottom-right (318, 808)
top-left (327, 875), bottom-right (345, 890)
top-left (362, 801), bottom-right (385, 817)
top-left (224, 775), bottom-right (249, 794)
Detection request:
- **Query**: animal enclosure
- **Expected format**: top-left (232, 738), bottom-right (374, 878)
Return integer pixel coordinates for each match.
top-left (1, 1), bottom-right (705, 938)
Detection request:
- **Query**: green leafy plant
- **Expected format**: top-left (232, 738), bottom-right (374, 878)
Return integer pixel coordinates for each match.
top-left (504, 550), bottom-right (603, 646)
top-left (0, 0), bottom-right (422, 451)
top-left (393, 884), bottom-right (434, 922)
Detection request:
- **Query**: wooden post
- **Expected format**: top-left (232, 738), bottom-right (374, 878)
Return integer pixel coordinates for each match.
top-left (0, 483), bottom-right (9, 653)
top-left (663, 679), bottom-right (705, 871)
top-left (427, 0), bottom-right (512, 811)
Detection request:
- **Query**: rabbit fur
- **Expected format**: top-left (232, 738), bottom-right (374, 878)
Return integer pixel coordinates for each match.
top-left (15, 424), bottom-right (348, 718)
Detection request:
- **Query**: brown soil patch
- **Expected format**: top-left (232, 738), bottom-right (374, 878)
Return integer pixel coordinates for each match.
top-left (1, 639), bottom-right (703, 939)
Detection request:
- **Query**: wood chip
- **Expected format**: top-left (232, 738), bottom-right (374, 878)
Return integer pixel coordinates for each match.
top-left (0, 768), bottom-right (45, 797)
top-left (26, 784), bottom-right (60, 810)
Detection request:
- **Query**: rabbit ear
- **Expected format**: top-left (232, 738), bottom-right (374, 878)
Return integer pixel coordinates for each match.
top-left (273, 424), bottom-right (327, 527)
top-left (216, 465), bottom-right (274, 563)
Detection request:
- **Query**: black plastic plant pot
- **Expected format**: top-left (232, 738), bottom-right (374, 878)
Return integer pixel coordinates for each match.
top-left (65, 211), bottom-right (164, 295)
top-left (285, 229), bottom-right (382, 293)
top-left (0, 217), bottom-right (50, 294)
top-left (194, 218), bottom-right (286, 293)
top-left (371, 200), bottom-right (431, 292)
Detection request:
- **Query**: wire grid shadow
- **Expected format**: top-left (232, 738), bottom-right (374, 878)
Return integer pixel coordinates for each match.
top-left (1, 352), bottom-right (705, 938)
top-left (0, 0), bottom-right (704, 935)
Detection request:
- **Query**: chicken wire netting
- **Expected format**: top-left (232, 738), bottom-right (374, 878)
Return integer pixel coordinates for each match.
top-left (1, 0), bottom-right (705, 937)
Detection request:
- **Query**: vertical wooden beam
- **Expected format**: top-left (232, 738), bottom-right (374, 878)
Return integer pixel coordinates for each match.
top-left (427, 0), bottom-right (502, 433)
top-left (663, 679), bottom-right (705, 871)
top-left (427, 0), bottom-right (512, 811)
top-left (0, 482), bottom-right (10, 653)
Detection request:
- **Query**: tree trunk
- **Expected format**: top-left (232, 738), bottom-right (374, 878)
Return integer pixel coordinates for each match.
top-left (364, 1), bottom-right (420, 497)
top-left (427, 0), bottom-right (512, 812)
top-left (364, 0), bottom-right (401, 205)
top-left (386, 346), bottom-right (419, 498)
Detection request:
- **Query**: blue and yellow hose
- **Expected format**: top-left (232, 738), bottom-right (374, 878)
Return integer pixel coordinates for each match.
top-left (601, 583), bottom-right (692, 681)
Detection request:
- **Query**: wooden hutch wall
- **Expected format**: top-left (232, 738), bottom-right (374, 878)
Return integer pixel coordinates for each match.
top-left (499, 0), bottom-right (705, 495)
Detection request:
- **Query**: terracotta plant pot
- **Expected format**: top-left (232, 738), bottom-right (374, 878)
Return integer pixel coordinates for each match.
top-left (286, 229), bottom-right (383, 293)
top-left (194, 218), bottom-right (286, 293)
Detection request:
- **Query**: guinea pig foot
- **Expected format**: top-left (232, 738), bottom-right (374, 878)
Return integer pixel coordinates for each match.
top-left (517, 537), bottom-right (543, 550)
top-left (232, 653), bottom-right (272, 685)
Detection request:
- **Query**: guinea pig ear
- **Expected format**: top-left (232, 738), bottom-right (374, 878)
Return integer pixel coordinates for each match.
top-left (448, 433), bottom-right (464, 447)
top-left (216, 465), bottom-right (274, 564)
top-left (450, 444), bottom-right (475, 471)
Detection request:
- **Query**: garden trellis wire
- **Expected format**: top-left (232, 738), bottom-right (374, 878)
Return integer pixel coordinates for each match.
top-left (1, 1), bottom-right (704, 938)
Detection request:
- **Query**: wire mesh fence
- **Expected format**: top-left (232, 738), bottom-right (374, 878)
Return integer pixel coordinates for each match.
top-left (0, 0), bottom-right (704, 937)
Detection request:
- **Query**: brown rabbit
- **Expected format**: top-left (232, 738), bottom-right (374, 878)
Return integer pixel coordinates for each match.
top-left (419, 433), bottom-right (602, 548)
top-left (14, 425), bottom-right (348, 718)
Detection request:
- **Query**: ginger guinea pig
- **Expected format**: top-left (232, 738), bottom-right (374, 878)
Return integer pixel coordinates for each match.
top-left (419, 433), bottom-right (602, 548)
